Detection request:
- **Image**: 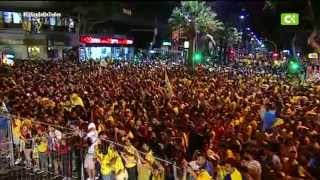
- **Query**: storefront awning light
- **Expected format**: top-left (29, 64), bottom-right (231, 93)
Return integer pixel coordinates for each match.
top-left (308, 53), bottom-right (318, 59)
top-left (162, 41), bottom-right (171, 46)
top-left (80, 35), bottom-right (134, 45)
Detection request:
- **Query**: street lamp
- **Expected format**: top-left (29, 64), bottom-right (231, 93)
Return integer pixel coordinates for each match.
top-left (239, 15), bottom-right (245, 20)
top-left (246, 27), bottom-right (250, 31)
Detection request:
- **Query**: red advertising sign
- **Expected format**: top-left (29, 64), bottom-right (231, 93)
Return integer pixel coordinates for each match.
top-left (80, 35), bottom-right (133, 45)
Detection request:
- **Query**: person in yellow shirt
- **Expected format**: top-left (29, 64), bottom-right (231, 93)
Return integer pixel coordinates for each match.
top-left (151, 161), bottom-right (165, 180)
top-left (95, 142), bottom-right (114, 180)
top-left (37, 136), bottom-right (48, 171)
top-left (197, 169), bottom-right (212, 180)
top-left (12, 118), bottom-right (22, 164)
top-left (138, 144), bottom-right (153, 180)
top-left (110, 144), bottom-right (128, 180)
top-left (121, 138), bottom-right (138, 180)
top-left (216, 158), bottom-right (242, 180)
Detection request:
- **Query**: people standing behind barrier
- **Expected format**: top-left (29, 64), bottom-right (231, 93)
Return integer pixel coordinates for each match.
top-left (36, 130), bottom-right (49, 172)
top-left (121, 138), bottom-right (138, 180)
top-left (32, 136), bottom-right (40, 171)
top-left (12, 117), bottom-right (22, 164)
top-left (48, 126), bottom-right (62, 174)
top-left (112, 144), bottom-right (128, 180)
top-left (216, 158), bottom-right (242, 180)
top-left (137, 143), bottom-right (156, 180)
top-left (185, 154), bottom-right (213, 180)
top-left (84, 122), bottom-right (98, 180)
top-left (151, 161), bottom-right (165, 180)
top-left (95, 141), bottom-right (114, 180)
top-left (20, 125), bottom-right (33, 168)
top-left (56, 138), bottom-right (72, 178)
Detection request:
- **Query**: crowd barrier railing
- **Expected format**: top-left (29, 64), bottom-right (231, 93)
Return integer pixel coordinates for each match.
top-left (0, 112), bottom-right (14, 167)
top-left (0, 113), bottom-right (82, 180)
top-left (1, 113), bottom-right (184, 180)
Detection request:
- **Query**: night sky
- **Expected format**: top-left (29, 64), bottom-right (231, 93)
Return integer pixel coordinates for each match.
top-left (0, 1), bottom-right (319, 51)
top-left (211, 0), bottom-right (319, 51)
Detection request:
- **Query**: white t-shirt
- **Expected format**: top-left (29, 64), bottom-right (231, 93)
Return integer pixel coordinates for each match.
top-left (87, 142), bottom-right (97, 154)
top-left (189, 161), bottom-right (200, 171)
top-left (85, 130), bottom-right (98, 154)
top-left (86, 130), bottom-right (98, 142)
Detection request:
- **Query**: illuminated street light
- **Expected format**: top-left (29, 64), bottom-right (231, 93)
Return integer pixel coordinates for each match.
top-left (240, 15), bottom-right (245, 20)
top-left (246, 27), bottom-right (250, 31)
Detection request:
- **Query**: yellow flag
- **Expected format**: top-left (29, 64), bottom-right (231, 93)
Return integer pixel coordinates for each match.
top-left (165, 70), bottom-right (173, 98)
top-left (272, 118), bottom-right (284, 127)
top-left (70, 93), bottom-right (84, 107)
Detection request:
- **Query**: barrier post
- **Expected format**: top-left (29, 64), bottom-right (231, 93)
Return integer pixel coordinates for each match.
top-left (7, 114), bottom-right (14, 167)
top-left (173, 161), bottom-right (178, 180)
top-left (80, 141), bottom-right (85, 180)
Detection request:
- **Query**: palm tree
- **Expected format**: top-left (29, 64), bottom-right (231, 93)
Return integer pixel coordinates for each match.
top-left (215, 24), bottom-right (241, 64)
top-left (307, 0), bottom-right (320, 51)
top-left (169, 1), bottom-right (223, 68)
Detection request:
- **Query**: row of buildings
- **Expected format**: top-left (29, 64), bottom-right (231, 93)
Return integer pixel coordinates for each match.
top-left (0, 1), bottom-right (177, 62)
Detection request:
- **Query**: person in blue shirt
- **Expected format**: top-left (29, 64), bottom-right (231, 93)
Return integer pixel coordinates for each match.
top-left (262, 104), bottom-right (276, 132)
top-left (204, 157), bottom-right (214, 177)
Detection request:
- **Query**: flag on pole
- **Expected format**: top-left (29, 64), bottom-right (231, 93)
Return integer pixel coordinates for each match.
top-left (181, 132), bottom-right (189, 153)
top-left (165, 70), bottom-right (173, 99)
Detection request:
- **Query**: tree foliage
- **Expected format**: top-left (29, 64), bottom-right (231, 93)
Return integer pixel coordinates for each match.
top-left (169, 1), bottom-right (223, 37)
top-left (223, 25), bottom-right (241, 47)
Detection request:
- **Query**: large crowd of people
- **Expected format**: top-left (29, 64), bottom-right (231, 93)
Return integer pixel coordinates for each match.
top-left (0, 60), bottom-right (320, 180)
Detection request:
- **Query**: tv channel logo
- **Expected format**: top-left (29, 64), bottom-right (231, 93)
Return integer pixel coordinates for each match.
top-left (281, 13), bottom-right (299, 26)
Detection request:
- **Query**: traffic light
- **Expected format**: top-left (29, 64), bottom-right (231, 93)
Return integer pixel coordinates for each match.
top-left (193, 51), bottom-right (203, 64)
top-left (287, 57), bottom-right (301, 74)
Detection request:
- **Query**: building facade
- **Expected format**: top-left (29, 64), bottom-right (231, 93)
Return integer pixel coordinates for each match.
top-left (0, 1), bottom-right (177, 62)
top-left (0, 1), bottom-right (78, 60)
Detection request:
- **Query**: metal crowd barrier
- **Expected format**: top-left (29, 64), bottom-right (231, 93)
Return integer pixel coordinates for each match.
top-left (0, 113), bottom-right (81, 180)
top-left (1, 114), bottom-right (184, 180)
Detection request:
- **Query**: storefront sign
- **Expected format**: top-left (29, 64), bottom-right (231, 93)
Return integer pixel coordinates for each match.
top-left (162, 41), bottom-right (171, 46)
top-left (80, 36), bottom-right (134, 45)
top-left (308, 53), bottom-right (318, 59)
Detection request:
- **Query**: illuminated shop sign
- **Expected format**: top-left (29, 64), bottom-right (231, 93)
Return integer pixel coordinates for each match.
top-left (122, 8), bottom-right (132, 16)
top-left (3, 12), bottom-right (22, 24)
top-left (23, 12), bottom-right (61, 18)
top-left (80, 36), bottom-right (134, 45)
top-left (308, 53), bottom-right (318, 59)
top-left (162, 41), bottom-right (171, 46)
